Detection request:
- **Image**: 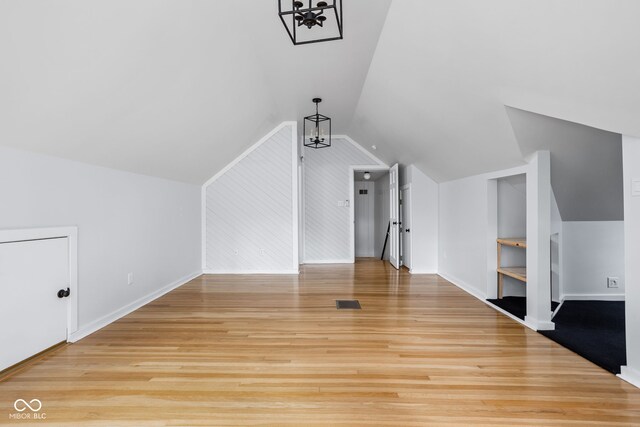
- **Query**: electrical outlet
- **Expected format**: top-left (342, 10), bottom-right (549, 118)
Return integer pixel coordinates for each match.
top-left (607, 277), bottom-right (619, 288)
top-left (127, 272), bottom-right (134, 285)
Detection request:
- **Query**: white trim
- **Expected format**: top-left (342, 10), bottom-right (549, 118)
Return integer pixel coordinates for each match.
top-left (438, 271), bottom-right (540, 331)
top-left (409, 270), bottom-right (438, 275)
top-left (524, 315), bottom-right (555, 331)
top-left (551, 300), bottom-right (564, 318)
top-left (203, 269), bottom-right (299, 275)
top-left (561, 293), bottom-right (625, 301)
top-left (437, 272), bottom-right (487, 302)
top-left (488, 301), bottom-right (531, 328)
top-left (486, 178), bottom-right (498, 299)
top-left (0, 226), bottom-right (79, 339)
top-left (290, 122), bottom-right (299, 271)
top-left (618, 366), bottom-right (640, 389)
top-left (303, 259), bottom-right (352, 264)
top-left (485, 164), bottom-right (529, 180)
top-left (201, 121), bottom-right (297, 271)
top-left (201, 185), bottom-right (207, 270)
top-left (334, 135), bottom-right (389, 167)
top-left (349, 165), bottom-right (390, 263)
top-left (69, 270), bottom-right (201, 342)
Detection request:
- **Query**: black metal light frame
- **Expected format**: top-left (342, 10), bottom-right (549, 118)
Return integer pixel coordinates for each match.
top-left (278, 0), bottom-right (343, 46)
top-left (304, 98), bottom-right (331, 149)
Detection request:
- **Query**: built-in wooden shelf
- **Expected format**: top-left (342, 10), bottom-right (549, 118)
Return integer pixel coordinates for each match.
top-left (496, 237), bottom-right (527, 248)
top-left (497, 266), bottom-right (527, 282)
top-left (497, 237), bottom-right (526, 299)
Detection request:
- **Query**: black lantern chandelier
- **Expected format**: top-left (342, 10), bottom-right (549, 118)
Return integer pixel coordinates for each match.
top-left (278, 0), bottom-right (343, 46)
top-left (304, 98), bottom-right (331, 149)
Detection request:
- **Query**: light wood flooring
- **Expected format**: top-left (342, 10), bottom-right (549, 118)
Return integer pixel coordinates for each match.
top-left (1, 259), bottom-right (639, 425)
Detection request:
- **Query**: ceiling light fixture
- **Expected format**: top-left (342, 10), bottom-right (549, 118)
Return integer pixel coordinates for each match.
top-left (363, 172), bottom-right (371, 180)
top-left (278, 0), bottom-right (343, 46)
top-left (304, 98), bottom-right (331, 149)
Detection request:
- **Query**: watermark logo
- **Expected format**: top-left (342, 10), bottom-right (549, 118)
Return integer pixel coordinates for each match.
top-left (14, 399), bottom-right (42, 412)
top-left (9, 399), bottom-right (46, 420)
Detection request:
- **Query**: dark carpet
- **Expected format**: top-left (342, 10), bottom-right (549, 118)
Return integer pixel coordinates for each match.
top-left (487, 296), bottom-right (560, 321)
top-left (540, 301), bottom-right (626, 374)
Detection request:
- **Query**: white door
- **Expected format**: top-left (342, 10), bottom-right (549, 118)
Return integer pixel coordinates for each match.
top-left (0, 238), bottom-right (69, 371)
top-left (402, 187), bottom-right (412, 270)
top-left (355, 181), bottom-right (374, 257)
top-left (389, 163), bottom-right (400, 269)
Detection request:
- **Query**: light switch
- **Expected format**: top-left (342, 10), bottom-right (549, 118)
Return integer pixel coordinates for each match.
top-left (633, 179), bottom-right (640, 197)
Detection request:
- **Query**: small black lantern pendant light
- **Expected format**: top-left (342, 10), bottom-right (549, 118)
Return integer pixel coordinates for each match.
top-left (304, 98), bottom-right (331, 149)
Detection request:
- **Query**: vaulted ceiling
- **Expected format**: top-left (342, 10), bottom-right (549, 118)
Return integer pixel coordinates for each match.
top-left (0, 0), bottom-right (390, 183)
top-left (1, 1), bottom-right (640, 185)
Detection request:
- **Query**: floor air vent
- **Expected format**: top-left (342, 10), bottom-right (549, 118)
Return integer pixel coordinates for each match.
top-left (336, 300), bottom-right (361, 310)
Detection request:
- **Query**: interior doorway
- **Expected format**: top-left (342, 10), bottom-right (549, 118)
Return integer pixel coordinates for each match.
top-left (354, 179), bottom-right (374, 257)
top-left (350, 167), bottom-right (389, 262)
top-left (487, 173), bottom-right (528, 319)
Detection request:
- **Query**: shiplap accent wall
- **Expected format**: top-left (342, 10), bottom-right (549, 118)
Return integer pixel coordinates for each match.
top-left (303, 137), bottom-right (385, 262)
top-left (204, 124), bottom-right (297, 273)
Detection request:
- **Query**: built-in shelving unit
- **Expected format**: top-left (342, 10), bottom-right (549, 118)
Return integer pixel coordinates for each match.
top-left (497, 237), bottom-right (526, 299)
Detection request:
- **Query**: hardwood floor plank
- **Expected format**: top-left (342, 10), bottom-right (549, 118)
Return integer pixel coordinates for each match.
top-left (1, 258), bottom-right (639, 425)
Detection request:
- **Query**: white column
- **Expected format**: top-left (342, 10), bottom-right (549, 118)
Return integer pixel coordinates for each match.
top-left (620, 135), bottom-right (640, 388)
top-left (525, 151), bottom-right (554, 330)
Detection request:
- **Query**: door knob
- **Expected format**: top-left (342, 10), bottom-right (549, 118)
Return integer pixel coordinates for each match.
top-left (406, 229), bottom-right (410, 233)
top-left (57, 287), bottom-right (70, 298)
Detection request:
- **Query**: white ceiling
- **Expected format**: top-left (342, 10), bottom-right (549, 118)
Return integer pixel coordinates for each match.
top-left (349, 0), bottom-right (640, 182)
top-left (1, 1), bottom-right (640, 185)
top-left (0, 0), bottom-right (390, 184)
top-left (355, 170), bottom-right (387, 182)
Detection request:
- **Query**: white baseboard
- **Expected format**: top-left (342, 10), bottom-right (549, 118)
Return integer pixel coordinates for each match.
top-left (203, 269), bottom-right (299, 275)
top-left (438, 271), bottom-right (539, 331)
top-left (561, 293), bottom-right (625, 301)
top-left (552, 300), bottom-right (564, 318)
top-left (618, 366), bottom-right (640, 389)
top-left (437, 272), bottom-right (486, 301)
top-left (303, 259), bottom-right (353, 264)
top-left (409, 269), bottom-right (438, 275)
top-left (69, 270), bottom-right (202, 342)
top-left (524, 315), bottom-right (555, 331)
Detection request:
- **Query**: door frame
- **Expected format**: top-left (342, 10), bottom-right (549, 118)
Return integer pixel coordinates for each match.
top-left (401, 184), bottom-right (413, 270)
top-left (349, 165), bottom-right (389, 263)
top-left (0, 226), bottom-right (79, 340)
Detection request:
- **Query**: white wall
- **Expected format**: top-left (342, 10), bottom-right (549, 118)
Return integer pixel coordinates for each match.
top-left (404, 165), bottom-right (438, 274)
top-left (204, 124), bottom-right (297, 273)
top-left (561, 221), bottom-right (625, 300)
top-left (374, 173), bottom-right (390, 260)
top-left (497, 174), bottom-right (527, 297)
top-left (621, 135), bottom-right (640, 388)
top-left (439, 164), bottom-right (529, 299)
top-left (303, 137), bottom-right (384, 263)
top-left (0, 146), bottom-right (201, 335)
